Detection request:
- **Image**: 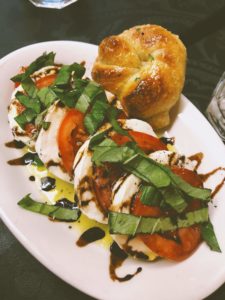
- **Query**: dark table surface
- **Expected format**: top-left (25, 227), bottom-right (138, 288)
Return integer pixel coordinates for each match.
top-left (1, 0), bottom-right (225, 299)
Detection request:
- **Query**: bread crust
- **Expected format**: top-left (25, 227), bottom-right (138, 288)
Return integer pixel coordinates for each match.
top-left (92, 24), bottom-right (186, 129)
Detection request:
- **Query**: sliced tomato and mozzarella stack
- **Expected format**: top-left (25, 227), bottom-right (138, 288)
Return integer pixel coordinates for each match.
top-left (87, 121), bottom-right (220, 261)
top-left (36, 105), bottom-right (88, 182)
top-left (8, 52), bottom-right (60, 147)
top-left (73, 119), bottom-right (167, 224)
top-left (109, 151), bottom-right (201, 261)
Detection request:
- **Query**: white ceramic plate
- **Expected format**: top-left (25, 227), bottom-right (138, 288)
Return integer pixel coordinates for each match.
top-left (1, 41), bottom-right (225, 300)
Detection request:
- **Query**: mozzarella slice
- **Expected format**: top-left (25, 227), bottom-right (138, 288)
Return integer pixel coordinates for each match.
top-left (8, 66), bottom-right (59, 147)
top-left (35, 101), bottom-right (72, 182)
top-left (74, 119), bottom-right (157, 224)
top-left (110, 150), bottom-right (198, 261)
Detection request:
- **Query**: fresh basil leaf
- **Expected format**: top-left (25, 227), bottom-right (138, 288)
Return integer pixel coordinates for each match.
top-left (11, 52), bottom-right (55, 82)
top-left (21, 77), bottom-right (38, 98)
top-left (201, 221), bottom-right (221, 252)
top-left (124, 154), bottom-right (171, 188)
top-left (54, 65), bottom-right (71, 86)
top-left (15, 92), bottom-right (41, 114)
top-left (75, 81), bottom-right (102, 113)
top-left (18, 194), bottom-right (80, 222)
top-left (89, 131), bottom-right (107, 149)
top-left (106, 107), bottom-right (132, 139)
top-left (71, 63), bottom-right (85, 78)
top-left (168, 170), bottom-right (211, 201)
top-left (14, 108), bottom-right (37, 129)
top-left (125, 154), bottom-right (211, 200)
top-left (84, 96), bottom-right (109, 134)
top-left (162, 186), bottom-right (187, 213)
top-left (42, 121), bottom-right (51, 130)
top-left (34, 109), bottom-right (48, 129)
top-left (92, 138), bottom-right (118, 166)
top-left (140, 185), bottom-right (162, 206)
top-left (109, 208), bottom-right (208, 235)
top-left (37, 87), bottom-right (58, 108)
top-left (54, 63), bottom-right (85, 86)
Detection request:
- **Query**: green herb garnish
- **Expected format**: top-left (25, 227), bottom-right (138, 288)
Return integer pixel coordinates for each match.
top-left (18, 194), bottom-right (80, 222)
top-left (11, 52), bottom-right (55, 82)
top-left (15, 92), bottom-right (41, 114)
top-left (109, 208), bottom-right (208, 235)
top-left (201, 221), bottom-right (221, 252)
top-left (14, 108), bottom-right (37, 129)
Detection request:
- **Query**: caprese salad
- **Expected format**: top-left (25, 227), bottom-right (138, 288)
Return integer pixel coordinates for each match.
top-left (8, 52), bottom-right (221, 263)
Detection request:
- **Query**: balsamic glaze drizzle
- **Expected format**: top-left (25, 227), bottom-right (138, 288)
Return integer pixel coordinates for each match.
top-left (109, 242), bottom-right (142, 282)
top-left (76, 227), bottom-right (105, 247)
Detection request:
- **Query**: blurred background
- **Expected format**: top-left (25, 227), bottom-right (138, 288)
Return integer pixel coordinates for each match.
top-left (1, 0), bottom-right (225, 299)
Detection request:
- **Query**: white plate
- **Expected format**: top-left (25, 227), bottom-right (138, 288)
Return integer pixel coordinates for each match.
top-left (1, 41), bottom-right (225, 300)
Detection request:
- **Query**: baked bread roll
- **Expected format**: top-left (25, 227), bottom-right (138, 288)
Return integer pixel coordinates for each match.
top-left (92, 24), bottom-right (186, 129)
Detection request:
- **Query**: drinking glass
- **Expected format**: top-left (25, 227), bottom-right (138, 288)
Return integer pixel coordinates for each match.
top-left (28, 0), bottom-right (78, 9)
top-left (206, 72), bottom-right (225, 142)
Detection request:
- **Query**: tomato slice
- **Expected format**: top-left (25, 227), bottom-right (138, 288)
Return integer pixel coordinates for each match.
top-left (111, 131), bottom-right (167, 152)
top-left (35, 73), bottom-right (57, 89)
top-left (58, 109), bottom-right (87, 174)
top-left (131, 193), bottom-right (162, 217)
top-left (140, 226), bottom-right (201, 261)
top-left (93, 164), bottom-right (123, 214)
top-left (133, 167), bottom-right (203, 261)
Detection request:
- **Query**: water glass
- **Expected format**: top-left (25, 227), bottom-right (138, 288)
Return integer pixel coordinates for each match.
top-left (206, 72), bottom-right (225, 142)
top-left (28, 0), bottom-right (78, 9)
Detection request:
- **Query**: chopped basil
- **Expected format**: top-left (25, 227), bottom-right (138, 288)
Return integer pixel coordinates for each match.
top-left (106, 107), bottom-right (132, 139)
top-left (11, 52), bottom-right (55, 82)
top-left (89, 131), bottom-right (107, 149)
top-left (14, 108), bottom-right (37, 129)
top-left (124, 154), bottom-right (171, 188)
top-left (21, 77), bottom-right (38, 98)
top-left (161, 186), bottom-right (187, 213)
top-left (42, 121), bottom-right (51, 130)
top-left (124, 154), bottom-right (211, 200)
top-left (54, 65), bottom-right (72, 86)
top-left (15, 92), bottom-right (41, 114)
top-left (37, 87), bottom-right (58, 108)
top-left (75, 81), bottom-right (102, 113)
top-left (34, 109), bottom-right (48, 129)
top-left (91, 138), bottom-right (137, 166)
top-left (54, 63), bottom-right (85, 86)
top-left (18, 194), bottom-right (80, 222)
top-left (108, 208), bottom-right (208, 235)
top-left (84, 95), bottom-right (109, 134)
top-left (140, 185), bottom-right (162, 206)
top-left (201, 221), bottom-right (221, 252)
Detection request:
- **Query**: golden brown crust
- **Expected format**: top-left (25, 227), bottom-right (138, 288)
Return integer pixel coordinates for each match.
top-left (92, 24), bottom-right (186, 129)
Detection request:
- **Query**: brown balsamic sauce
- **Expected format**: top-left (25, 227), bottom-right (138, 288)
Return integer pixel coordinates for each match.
top-left (109, 242), bottom-right (142, 282)
top-left (188, 152), bottom-right (204, 171)
top-left (200, 167), bottom-right (225, 199)
top-left (5, 140), bottom-right (25, 149)
top-left (76, 227), bottom-right (105, 247)
top-left (56, 198), bottom-right (78, 210)
top-left (46, 160), bottom-right (60, 168)
top-left (211, 177), bottom-right (225, 199)
top-left (40, 176), bottom-right (56, 191)
top-left (29, 176), bottom-right (35, 181)
top-left (7, 152), bottom-right (35, 166)
top-left (200, 167), bottom-right (225, 182)
top-left (160, 136), bottom-right (175, 145)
